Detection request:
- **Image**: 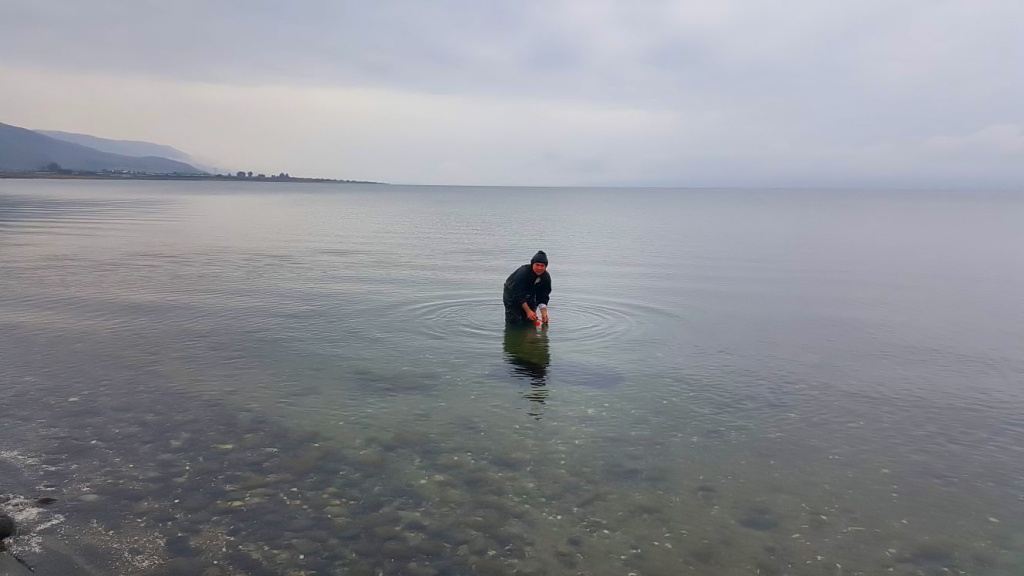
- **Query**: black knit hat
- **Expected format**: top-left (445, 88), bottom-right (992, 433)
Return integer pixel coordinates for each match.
top-left (531, 250), bottom-right (548, 265)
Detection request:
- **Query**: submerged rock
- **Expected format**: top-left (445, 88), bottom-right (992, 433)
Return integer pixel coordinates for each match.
top-left (738, 504), bottom-right (779, 531)
top-left (0, 513), bottom-right (15, 548)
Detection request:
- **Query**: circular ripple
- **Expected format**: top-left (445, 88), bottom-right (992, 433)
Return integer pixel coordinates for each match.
top-left (400, 295), bottom-right (502, 341)
top-left (398, 292), bottom-right (677, 347)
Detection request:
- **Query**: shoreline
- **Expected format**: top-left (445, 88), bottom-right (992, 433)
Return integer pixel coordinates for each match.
top-left (0, 454), bottom-right (98, 576)
top-left (0, 173), bottom-right (384, 185)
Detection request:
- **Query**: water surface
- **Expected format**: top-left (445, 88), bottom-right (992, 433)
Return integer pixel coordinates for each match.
top-left (2, 180), bottom-right (1023, 575)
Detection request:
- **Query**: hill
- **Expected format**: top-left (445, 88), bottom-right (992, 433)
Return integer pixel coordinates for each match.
top-left (0, 122), bottom-right (203, 174)
top-left (35, 130), bottom-right (215, 172)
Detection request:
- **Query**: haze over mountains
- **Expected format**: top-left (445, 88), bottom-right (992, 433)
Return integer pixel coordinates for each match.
top-left (0, 121), bottom-right (205, 174)
top-left (37, 129), bottom-right (216, 172)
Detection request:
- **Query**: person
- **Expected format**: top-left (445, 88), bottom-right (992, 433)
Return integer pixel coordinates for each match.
top-left (503, 250), bottom-right (551, 325)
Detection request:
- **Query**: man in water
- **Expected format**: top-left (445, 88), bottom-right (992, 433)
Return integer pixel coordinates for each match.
top-left (503, 250), bottom-right (551, 325)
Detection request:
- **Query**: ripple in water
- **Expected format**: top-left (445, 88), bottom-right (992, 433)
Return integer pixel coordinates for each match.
top-left (0, 194), bottom-right (173, 234)
top-left (399, 292), bottom-right (675, 347)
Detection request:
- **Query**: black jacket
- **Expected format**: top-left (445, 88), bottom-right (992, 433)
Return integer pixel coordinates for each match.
top-left (503, 264), bottom-right (551, 308)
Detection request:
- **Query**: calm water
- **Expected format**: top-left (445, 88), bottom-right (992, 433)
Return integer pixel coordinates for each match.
top-left (1, 179), bottom-right (1023, 575)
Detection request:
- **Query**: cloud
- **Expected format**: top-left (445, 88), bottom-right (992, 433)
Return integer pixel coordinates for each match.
top-left (1, 1), bottom-right (1022, 187)
top-left (924, 125), bottom-right (1024, 157)
top-left (0, 64), bottom-right (690, 185)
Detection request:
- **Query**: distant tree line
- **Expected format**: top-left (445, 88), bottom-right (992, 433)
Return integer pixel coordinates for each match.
top-left (17, 162), bottom-right (376, 184)
top-left (44, 162), bottom-right (73, 175)
top-left (232, 171), bottom-right (292, 180)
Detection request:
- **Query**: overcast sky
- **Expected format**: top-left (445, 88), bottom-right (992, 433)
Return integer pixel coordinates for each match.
top-left (1, 0), bottom-right (1022, 187)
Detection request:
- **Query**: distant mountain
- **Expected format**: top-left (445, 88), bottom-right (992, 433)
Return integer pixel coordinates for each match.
top-left (36, 130), bottom-right (215, 172)
top-left (0, 122), bottom-right (203, 174)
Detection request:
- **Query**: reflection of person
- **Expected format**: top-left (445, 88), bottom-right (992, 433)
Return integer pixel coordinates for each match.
top-left (503, 251), bottom-right (551, 325)
top-left (502, 323), bottom-right (551, 417)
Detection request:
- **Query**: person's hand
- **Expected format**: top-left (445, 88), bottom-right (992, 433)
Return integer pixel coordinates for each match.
top-left (541, 309), bottom-right (550, 324)
top-left (526, 310), bottom-right (538, 322)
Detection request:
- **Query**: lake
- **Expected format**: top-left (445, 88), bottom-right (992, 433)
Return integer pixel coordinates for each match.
top-left (1, 179), bottom-right (1023, 575)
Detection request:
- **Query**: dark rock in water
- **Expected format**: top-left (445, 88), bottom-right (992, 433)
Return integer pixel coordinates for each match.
top-left (150, 510), bottom-right (178, 524)
top-left (898, 540), bottom-right (958, 567)
top-left (415, 539), bottom-right (447, 558)
top-left (0, 513), bottom-right (15, 544)
top-left (425, 524), bottom-right (472, 547)
top-left (180, 494), bottom-right (215, 512)
top-left (474, 556), bottom-right (514, 576)
top-left (738, 505), bottom-right (779, 531)
top-left (301, 558), bottom-right (332, 574)
top-left (605, 461), bottom-right (644, 481)
top-left (305, 529), bottom-right (330, 543)
top-left (255, 526), bottom-right (284, 542)
top-left (284, 517), bottom-right (316, 532)
top-left (166, 535), bottom-right (200, 557)
top-left (689, 543), bottom-right (717, 564)
top-left (379, 540), bottom-right (416, 561)
top-left (370, 525), bottom-right (402, 542)
top-left (227, 550), bottom-right (268, 574)
top-left (290, 538), bottom-right (320, 555)
top-left (346, 561), bottom-right (374, 576)
top-left (187, 511), bottom-right (214, 525)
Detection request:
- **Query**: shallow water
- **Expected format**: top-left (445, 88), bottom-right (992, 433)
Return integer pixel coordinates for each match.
top-left (1, 180), bottom-right (1023, 575)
